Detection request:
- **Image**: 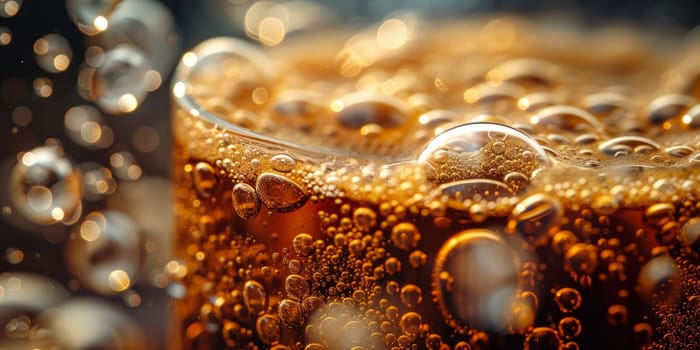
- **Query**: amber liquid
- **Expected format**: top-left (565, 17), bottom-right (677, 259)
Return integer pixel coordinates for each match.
top-left (171, 18), bottom-right (700, 350)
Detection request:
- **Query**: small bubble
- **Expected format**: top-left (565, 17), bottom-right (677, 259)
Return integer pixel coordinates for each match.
top-left (5, 247), bottom-right (24, 264)
top-left (524, 327), bottom-right (562, 350)
top-left (108, 269), bottom-right (131, 292)
top-left (66, 0), bottom-right (121, 35)
top-left (33, 34), bottom-right (73, 73)
top-left (292, 233), bottom-right (314, 256)
top-left (646, 94), bottom-right (695, 125)
top-left (564, 243), bottom-right (599, 276)
top-left (110, 151), bottom-right (141, 181)
top-left (506, 193), bottom-right (563, 244)
top-left (554, 287), bottom-right (582, 313)
top-left (11, 105), bottom-right (31, 126)
top-left (638, 256), bottom-right (680, 305)
top-left (65, 105), bottom-right (114, 149)
top-left (285, 274), bottom-right (309, 300)
top-left (607, 304), bottom-right (628, 326)
top-left (270, 154), bottom-right (296, 172)
top-left (399, 312), bottom-right (422, 335)
top-left (529, 105), bottom-right (601, 132)
top-left (334, 92), bottom-right (409, 129)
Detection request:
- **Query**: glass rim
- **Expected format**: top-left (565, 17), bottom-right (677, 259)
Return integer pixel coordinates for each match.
top-left (170, 36), bottom-right (381, 160)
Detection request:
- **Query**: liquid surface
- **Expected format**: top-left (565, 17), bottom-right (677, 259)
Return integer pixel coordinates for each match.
top-left (171, 17), bottom-right (700, 350)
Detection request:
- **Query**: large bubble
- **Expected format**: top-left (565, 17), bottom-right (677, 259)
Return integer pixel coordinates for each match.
top-left (9, 146), bottom-right (82, 225)
top-left (417, 122), bottom-right (549, 186)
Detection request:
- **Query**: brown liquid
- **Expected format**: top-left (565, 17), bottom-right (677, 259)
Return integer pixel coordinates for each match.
top-left (171, 18), bottom-right (700, 350)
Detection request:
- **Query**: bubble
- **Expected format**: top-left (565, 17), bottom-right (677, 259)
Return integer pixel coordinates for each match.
top-left (244, 280), bottom-right (267, 315)
top-left (0, 273), bottom-right (70, 315)
top-left (270, 154), bottom-right (297, 172)
top-left (92, 45), bottom-right (152, 114)
top-left (552, 230), bottom-right (578, 255)
top-left (644, 203), bottom-right (675, 227)
top-left (256, 173), bottom-right (308, 212)
top-left (333, 92), bottom-right (409, 129)
top-left (34, 298), bottom-right (146, 349)
top-left (581, 91), bottom-right (629, 115)
top-left (506, 193), bottom-right (563, 244)
top-left (433, 229), bottom-right (519, 332)
top-left (633, 322), bottom-right (654, 345)
top-left (606, 304), bottom-right (628, 326)
top-left (232, 183), bottom-right (260, 219)
top-left (10, 146), bottom-right (82, 224)
top-left (278, 299), bottom-right (304, 327)
top-left (33, 33), bottom-right (73, 73)
top-left (518, 92), bottom-right (562, 112)
top-left (191, 161), bottom-right (219, 198)
top-left (399, 312), bottom-right (422, 335)
top-left (352, 207), bottom-right (376, 232)
top-left (0, 26), bottom-right (11, 45)
top-left (0, 0), bottom-right (21, 17)
top-left (554, 287), bottom-right (582, 313)
top-left (429, 179), bottom-right (515, 211)
top-left (292, 233), bottom-right (314, 256)
top-left (101, 0), bottom-right (178, 74)
top-left (65, 0), bottom-right (120, 35)
top-left (418, 122), bottom-right (549, 184)
top-left (524, 327), bottom-right (562, 350)
top-left (564, 243), bottom-right (599, 276)
top-left (285, 274), bottom-right (309, 300)
top-left (64, 105), bottom-right (114, 149)
top-left (558, 317), bottom-right (582, 338)
top-left (65, 211), bottom-right (140, 295)
top-left (274, 89), bottom-right (325, 118)
top-left (680, 217), bottom-right (700, 250)
top-left (638, 256), bottom-right (680, 305)
top-left (400, 284), bottom-right (422, 307)
top-left (174, 37), bottom-right (273, 108)
top-left (646, 94), bottom-right (695, 125)
top-left (391, 222), bottom-right (420, 251)
top-left (598, 136), bottom-right (660, 156)
top-left (529, 105), bottom-right (602, 133)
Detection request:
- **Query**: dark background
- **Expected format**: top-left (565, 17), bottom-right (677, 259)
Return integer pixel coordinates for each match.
top-left (1, 0), bottom-right (700, 348)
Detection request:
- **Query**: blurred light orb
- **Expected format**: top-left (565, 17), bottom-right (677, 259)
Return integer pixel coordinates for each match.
top-left (65, 210), bottom-right (141, 295)
top-left (9, 146), bottom-right (82, 225)
top-left (33, 34), bottom-right (73, 73)
top-left (64, 105), bottom-right (114, 149)
top-left (0, 0), bottom-right (22, 18)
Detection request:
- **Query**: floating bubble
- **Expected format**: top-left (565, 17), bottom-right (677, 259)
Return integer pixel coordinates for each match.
top-left (64, 105), bottom-right (114, 149)
top-left (32, 77), bottom-right (53, 98)
top-left (80, 162), bottom-right (117, 201)
top-left (66, 0), bottom-right (121, 35)
top-left (93, 45), bottom-right (152, 114)
top-left (33, 34), bottom-right (73, 73)
top-left (638, 256), bottom-right (680, 305)
top-left (32, 298), bottom-right (146, 349)
top-left (101, 0), bottom-right (178, 74)
top-left (529, 105), bottom-right (601, 133)
top-left (175, 37), bottom-right (273, 108)
top-left (506, 193), bottom-right (563, 245)
top-left (0, 273), bottom-right (70, 315)
top-left (564, 243), bottom-right (599, 276)
top-left (0, 0), bottom-right (21, 18)
top-left (9, 146), bottom-right (82, 225)
top-left (417, 122), bottom-right (549, 184)
top-left (65, 210), bottom-right (141, 295)
top-left (109, 151), bottom-right (141, 180)
top-left (524, 327), bottom-right (562, 350)
top-left (433, 229), bottom-right (520, 332)
top-left (232, 182), bottom-right (260, 219)
top-left (646, 94), bottom-right (695, 125)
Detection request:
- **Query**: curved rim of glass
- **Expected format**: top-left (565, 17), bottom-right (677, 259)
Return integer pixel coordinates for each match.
top-left (171, 36), bottom-right (374, 159)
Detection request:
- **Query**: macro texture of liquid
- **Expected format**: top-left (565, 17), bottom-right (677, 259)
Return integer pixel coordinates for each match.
top-left (171, 18), bottom-right (700, 350)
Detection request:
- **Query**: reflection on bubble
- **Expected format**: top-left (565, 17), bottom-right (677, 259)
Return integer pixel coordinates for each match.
top-left (33, 34), bottom-right (73, 73)
top-left (93, 45), bottom-right (151, 114)
top-left (0, 26), bottom-right (11, 45)
top-left (65, 210), bottom-right (141, 295)
top-left (33, 298), bottom-right (146, 349)
top-left (101, 0), bottom-right (178, 74)
top-left (9, 146), bottom-right (82, 225)
top-left (0, 0), bottom-right (21, 18)
top-left (64, 105), bottom-right (114, 149)
top-left (66, 0), bottom-right (121, 35)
